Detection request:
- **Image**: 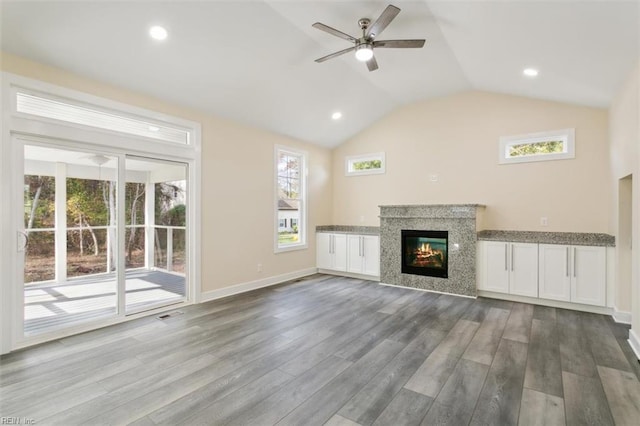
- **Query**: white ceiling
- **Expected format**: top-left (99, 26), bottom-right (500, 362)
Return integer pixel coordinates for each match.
top-left (2, 1), bottom-right (638, 148)
top-left (25, 145), bottom-right (184, 172)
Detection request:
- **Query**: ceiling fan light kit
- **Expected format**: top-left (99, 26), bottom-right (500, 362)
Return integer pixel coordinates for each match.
top-left (313, 4), bottom-right (426, 72)
top-left (355, 44), bottom-right (374, 62)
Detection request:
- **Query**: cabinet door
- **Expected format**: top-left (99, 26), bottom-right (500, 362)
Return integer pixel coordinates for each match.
top-left (482, 241), bottom-right (509, 293)
top-left (362, 235), bottom-right (380, 276)
top-left (538, 244), bottom-right (571, 302)
top-left (346, 235), bottom-right (363, 273)
top-left (509, 243), bottom-right (538, 297)
top-left (316, 233), bottom-right (333, 270)
top-left (572, 246), bottom-right (606, 306)
top-left (333, 234), bottom-right (348, 272)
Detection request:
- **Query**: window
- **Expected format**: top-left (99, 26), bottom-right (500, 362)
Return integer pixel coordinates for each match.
top-left (275, 146), bottom-right (307, 252)
top-left (499, 129), bottom-right (575, 164)
top-left (16, 91), bottom-right (190, 144)
top-left (346, 152), bottom-right (385, 176)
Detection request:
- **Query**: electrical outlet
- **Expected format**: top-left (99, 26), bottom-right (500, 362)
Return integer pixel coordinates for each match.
top-left (540, 217), bottom-right (548, 226)
top-left (429, 174), bottom-right (439, 182)
top-left (359, 215), bottom-right (365, 223)
top-left (257, 263), bottom-right (262, 272)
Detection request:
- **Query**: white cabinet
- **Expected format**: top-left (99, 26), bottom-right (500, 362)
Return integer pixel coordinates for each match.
top-left (539, 244), bottom-right (606, 306)
top-left (479, 241), bottom-right (538, 297)
top-left (317, 233), bottom-right (332, 270)
top-left (481, 241), bottom-right (510, 293)
top-left (317, 232), bottom-right (379, 277)
top-left (538, 244), bottom-right (571, 302)
top-left (347, 235), bottom-right (380, 276)
top-left (362, 236), bottom-right (380, 276)
top-left (316, 233), bottom-right (347, 272)
top-left (480, 240), bottom-right (607, 308)
top-left (572, 246), bottom-right (606, 306)
top-left (510, 243), bottom-right (539, 297)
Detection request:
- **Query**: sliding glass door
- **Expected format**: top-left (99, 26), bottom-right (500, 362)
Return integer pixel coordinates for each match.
top-left (19, 142), bottom-right (187, 337)
top-left (22, 144), bottom-right (119, 335)
top-left (124, 156), bottom-right (187, 313)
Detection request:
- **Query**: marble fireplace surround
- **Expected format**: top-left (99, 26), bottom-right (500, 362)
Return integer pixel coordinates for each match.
top-left (380, 204), bottom-right (485, 297)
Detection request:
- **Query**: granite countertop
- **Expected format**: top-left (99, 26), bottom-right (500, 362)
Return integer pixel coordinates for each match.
top-left (316, 225), bottom-right (380, 235)
top-left (378, 204), bottom-right (486, 208)
top-left (477, 230), bottom-right (615, 247)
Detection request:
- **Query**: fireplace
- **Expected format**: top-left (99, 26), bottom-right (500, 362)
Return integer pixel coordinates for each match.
top-left (381, 204), bottom-right (484, 296)
top-left (401, 230), bottom-right (448, 278)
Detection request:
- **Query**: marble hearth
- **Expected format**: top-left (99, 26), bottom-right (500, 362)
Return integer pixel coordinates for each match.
top-left (380, 204), bottom-right (485, 297)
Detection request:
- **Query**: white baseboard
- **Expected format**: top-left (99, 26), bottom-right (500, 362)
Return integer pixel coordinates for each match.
top-left (628, 328), bottom-right (640, 361)
top-left (199, 267), bottom-right (318, 303)
top-left (612, 307), bottom-right (632, 324)
top-left (317, 269), bottom-right (379, 282)
top-left (477, 290), bottom-right (613, 316)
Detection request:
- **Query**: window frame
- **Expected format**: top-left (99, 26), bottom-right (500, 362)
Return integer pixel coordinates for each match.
top-left (499, 128), bottom-right (575, 164)
top-left (345, 152), bottom-right (386, 176)
top-left (274, 145), bottom-right (307, 253)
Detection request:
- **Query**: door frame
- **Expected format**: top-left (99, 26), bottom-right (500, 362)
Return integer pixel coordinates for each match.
top-left (11, 135), bottom-right (196, 350)
top-left (1, 72), bottom-right (201, 353)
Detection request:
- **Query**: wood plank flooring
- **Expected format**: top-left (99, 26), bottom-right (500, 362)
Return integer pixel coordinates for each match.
top-left (1, 274), bottom-right (639, 425)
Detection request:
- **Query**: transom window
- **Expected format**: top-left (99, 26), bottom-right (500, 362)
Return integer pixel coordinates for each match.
top-left (346, 152), bottom-right (386, 176)
top-left (275, 146), bottom-right (307, 252)
top-left (499, 129), bottom-right (575, 164)
top-left (15, 90), bottom-right (190, 145)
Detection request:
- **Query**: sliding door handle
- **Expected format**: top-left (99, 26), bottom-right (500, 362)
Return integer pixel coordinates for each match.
top-left (566, 247), bottom-right (569, 277)
top-left (17, 230), bottom-right (28, 252)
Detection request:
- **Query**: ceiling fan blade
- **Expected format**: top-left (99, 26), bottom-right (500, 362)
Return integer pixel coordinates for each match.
top-left (373, 39), bottom-right (426, 48)
top-left (366, 5), bottom-right (401, 39)
top-left (366, 56), bottom-right (379, 72)
top-left (315, 46), bottom-right (356, 63)
top-left (312, 22), bottom-right (357, 42)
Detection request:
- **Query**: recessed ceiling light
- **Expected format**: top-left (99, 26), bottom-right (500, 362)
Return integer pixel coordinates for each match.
top-left (149, 26), bottom-right (168, 41)
top-left (523, 68), bottom-right (539, 77)
top-left (331, 112), bottom-right (342, 120)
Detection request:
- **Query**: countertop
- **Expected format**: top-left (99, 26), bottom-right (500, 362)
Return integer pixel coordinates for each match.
top-left (476, 230), bottom-right (615, 247)
top-left (315, 225), bottom-right (380, 235)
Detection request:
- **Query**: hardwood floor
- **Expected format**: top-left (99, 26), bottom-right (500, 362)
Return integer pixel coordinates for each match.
top-left (1, 274), bottom-right (639, 425)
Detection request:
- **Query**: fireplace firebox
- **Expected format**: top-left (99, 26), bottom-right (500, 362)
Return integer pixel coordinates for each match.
top-left (401, 230), bottom-right (448, 278)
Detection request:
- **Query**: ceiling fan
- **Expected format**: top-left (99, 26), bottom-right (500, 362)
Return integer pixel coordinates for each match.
top-left (313, 4), bottom-right (426, 72)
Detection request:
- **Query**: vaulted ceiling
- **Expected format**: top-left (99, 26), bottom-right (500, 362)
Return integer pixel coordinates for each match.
top-left (1, 1), bottom-right (638, 147)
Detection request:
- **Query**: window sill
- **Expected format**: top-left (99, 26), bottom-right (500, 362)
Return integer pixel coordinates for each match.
top-left (275, 243), bottom-right (308, 254)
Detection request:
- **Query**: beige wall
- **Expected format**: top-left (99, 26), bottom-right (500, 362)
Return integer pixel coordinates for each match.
top-left (202, 117), bottom-right (332, 289)
top-left (1, 52), bottom-right (332, 293)
top-left (332, 91), bottom-right (610, 233)
top-left (609, 62), bottom-right (640, 332)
